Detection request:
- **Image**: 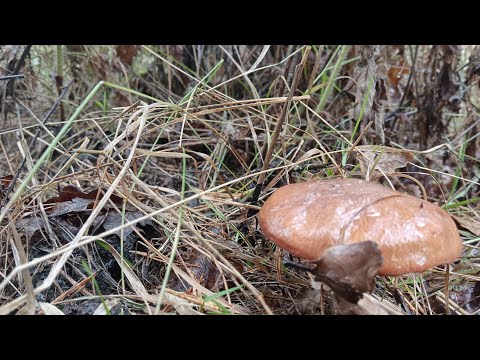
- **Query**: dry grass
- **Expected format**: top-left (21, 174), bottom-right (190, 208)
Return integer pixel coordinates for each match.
top-left (0, 45), bottom-right (478, 315)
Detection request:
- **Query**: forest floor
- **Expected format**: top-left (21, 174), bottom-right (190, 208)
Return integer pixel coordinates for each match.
top-left (0, 45), bottom-right (478, 315)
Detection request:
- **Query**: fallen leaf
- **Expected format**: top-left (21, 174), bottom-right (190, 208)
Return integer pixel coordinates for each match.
top-left (0, 174), bottom-right (13, 188)
top-left (173, 251), bottom-right (244, 293)
top-left (387, 61), bottom-right (410, 93)
top-left (358, 293), bottom-right (403, 315)
top-left (172, 252), bottom-right (219, 292)
top-left (354, 145), bottom-right (414, 175)
top-left (116, 45), bottom-right (138, 66)
top-left (450, 281), bottom-right (480, 314)
top-left (17, 185), bottom-right (151, 243)
top-left (100, 211), bottom-right (153, 238)
top-left (16, 216), bottom-right (47, 238)
top-left (332, 292), bottom-right (403, 315)
top-left (45, 185), bottom-right (124, 206)
top-left (0, 174), bottom-right (14, 200)
top-left (293, 288), bottom-right (321, 315)
top-left (451, 215), bottom-right (480, 236)
top-left (49, 197), bottom-right (93, 216)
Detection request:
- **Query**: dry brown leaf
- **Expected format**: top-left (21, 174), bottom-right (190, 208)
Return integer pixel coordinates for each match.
top-left (16, 216), bottom-right (47, 238)
top-left (116, 45), bottom-right (138, 66)
top-left (295, 148), bottom-right (325, 164)
top-left (353, 47), bottom-right (377, 124)
top-left (294, 288), bottom-right (321, 315)
top-left (170, 303), bottom-right (204, 315)
top-left (49, 197), bottom-right (93, 216)
top-left (387, 61), bottom-right (410, 92)
top-left (358, 294), bottom-right (403, 315)
top-left (45, 185), bottom-right (125, 207)
top-left (16, 184), bottom-right (148, 240)
top-left (0, 174), bottom-right (14, 201)
top-left (102, 242), bottom-right (240, 314)
top-left (99, 211), bottom-right (153, 238)
top-left (173, 252), bottom-right (244, 293)
top-left (354, 145), bottom-right (414, 176)
top-left (451, 215), bottom-right (480, 236)
top-left (0, 174), bottom-right (13, 188)
top-left (181, 253), bottom-right (220, 292)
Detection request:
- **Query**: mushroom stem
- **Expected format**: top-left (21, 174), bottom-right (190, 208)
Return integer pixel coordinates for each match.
top-left (285, 241), bottom-right (384, 311)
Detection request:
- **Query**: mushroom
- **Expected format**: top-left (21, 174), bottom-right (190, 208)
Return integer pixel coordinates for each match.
top-left (258, 178), bottom-right (463, 313)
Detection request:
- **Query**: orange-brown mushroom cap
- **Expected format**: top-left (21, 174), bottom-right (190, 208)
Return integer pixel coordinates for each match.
top-left (258, 178), bottom-right (463, 276)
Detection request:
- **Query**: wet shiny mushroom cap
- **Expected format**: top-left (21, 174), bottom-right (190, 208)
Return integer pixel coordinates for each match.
top-left (258, 178), bottom-right (463, 276)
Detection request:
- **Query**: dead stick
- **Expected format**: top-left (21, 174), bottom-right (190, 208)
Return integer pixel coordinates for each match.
top-left (252, 47), bottom-right (311, 204)
top-left (0, 74), bottom-right (25, 81)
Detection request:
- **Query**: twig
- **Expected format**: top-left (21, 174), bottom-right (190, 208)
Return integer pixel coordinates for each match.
top-left (409, 45), bottom-right (421, 113)
top-left (2, 45), bottom-right (31, 121)
top-left (345, 120), bottom-right (374, 159)
top-left (6, 45), bottom-right (32, 98)
top-left (0, 74), bottom-right (25, 81)
top-left (435, 290), bottom-right (468, 315)
top-left (399, 45), bottom-right (418, 109)
top-left (55, 45), bottom-right (65, 122)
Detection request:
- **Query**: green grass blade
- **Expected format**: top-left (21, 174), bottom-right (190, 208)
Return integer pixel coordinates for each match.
top-left (81, 259), bottom-right (110, 315)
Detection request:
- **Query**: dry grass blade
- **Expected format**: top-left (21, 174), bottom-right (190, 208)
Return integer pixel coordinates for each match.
top-left (97, 240), bottom-right (150, 298)
top-left (435, 291), bottom-right (469, 315)
top-left (8, 214), bottom-right (36, 315)
top-left (39, 302), bottom-right (65, 315)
